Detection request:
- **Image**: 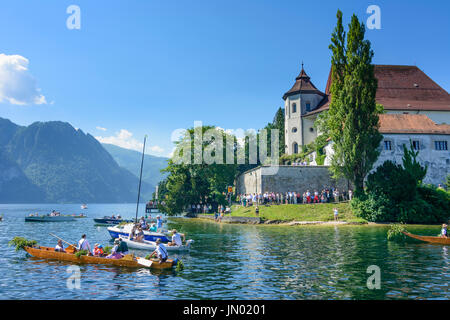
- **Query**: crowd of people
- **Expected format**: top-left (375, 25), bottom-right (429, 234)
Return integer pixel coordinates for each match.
top-left (237, 188), bottom-right (353, 207)
top-left (189, 203), bottom-right (231, 214)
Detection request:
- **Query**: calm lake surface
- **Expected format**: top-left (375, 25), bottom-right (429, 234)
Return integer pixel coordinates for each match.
top-left (0, 203), bottom-right (448, 300)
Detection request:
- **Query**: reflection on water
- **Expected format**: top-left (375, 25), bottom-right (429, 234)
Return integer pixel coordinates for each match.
top-left (0, 203), bottom-right (448, 299)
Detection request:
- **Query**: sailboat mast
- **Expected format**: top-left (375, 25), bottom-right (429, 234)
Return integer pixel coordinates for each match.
top-left (135, 135), bottom-right (147, 223)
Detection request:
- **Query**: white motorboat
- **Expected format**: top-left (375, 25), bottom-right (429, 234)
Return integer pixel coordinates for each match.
top-left (120, 236), bottom-right (194, 251)
top-left (107, 223), bottom-right (171, 242)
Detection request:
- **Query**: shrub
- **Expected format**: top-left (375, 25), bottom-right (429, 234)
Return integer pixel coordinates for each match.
top-left (75, 250), bottom-right (88, 258)
top-left (387, 223), bottom-right (408, 242)
top-left (8, 237), bottom-right (37, 251)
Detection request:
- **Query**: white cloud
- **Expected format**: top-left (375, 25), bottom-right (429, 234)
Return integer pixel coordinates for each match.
top-left (95, 129), bottom-right (165, 155)
top-left (96, 129), bottom-right (143, 152)
top-left (0, 53), bottom-right (47, 105)
top-left (149, 145), bottom-right (164, 153)
top-left (96, 126), bottom-right (107, 131)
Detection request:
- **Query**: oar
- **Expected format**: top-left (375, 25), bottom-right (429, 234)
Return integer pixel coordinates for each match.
top-left (49, 233), bottom-right (76, 248)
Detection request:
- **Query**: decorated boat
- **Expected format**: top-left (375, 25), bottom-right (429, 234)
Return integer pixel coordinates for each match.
top-left (120, 237), bottom-right (193, 251)
top-left (402, 231), bottom-right (450, 245)
top-left (107, 223), bottom-right (171, 242)
top-left (93, 217), bottom-right (132, 225)
top-left (25, 215), bottom-right (76, 222)
top-left (24, 245), bottom-right (177, 269)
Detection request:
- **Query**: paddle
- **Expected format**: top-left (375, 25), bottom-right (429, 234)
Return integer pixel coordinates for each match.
top-left (49, 233), bottom-right (76, 249)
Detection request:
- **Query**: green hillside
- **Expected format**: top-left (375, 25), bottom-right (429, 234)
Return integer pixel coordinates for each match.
top-left (102, 143), bottom-right (168, 199)
top-left (0, 117), bottom-right (150, 203)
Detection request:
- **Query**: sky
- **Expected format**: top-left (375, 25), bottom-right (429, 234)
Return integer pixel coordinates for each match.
top-left (0, 0), bottom-right (449, 157)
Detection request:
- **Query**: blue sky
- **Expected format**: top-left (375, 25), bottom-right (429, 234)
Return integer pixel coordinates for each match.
top-left (0, 0), bottom-right (449, 156)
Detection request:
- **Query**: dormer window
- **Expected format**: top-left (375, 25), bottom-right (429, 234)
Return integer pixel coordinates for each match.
top-left (292, 103), bottom-right (297, 113)
top-left (306, 102), bottom-right (311, 112)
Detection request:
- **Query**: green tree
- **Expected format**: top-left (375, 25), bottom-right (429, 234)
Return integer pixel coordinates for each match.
top-left (160, 126), bottom-right (237, 215)
top-left (402, 141), bottom-right (427, 184)
top-left (326, 10), bottom-right (382, 196)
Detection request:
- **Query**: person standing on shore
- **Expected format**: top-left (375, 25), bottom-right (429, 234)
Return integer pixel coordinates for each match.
top-left (333, 208), bottom-right (339, 221)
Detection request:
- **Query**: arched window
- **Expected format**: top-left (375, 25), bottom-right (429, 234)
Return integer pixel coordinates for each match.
top-left (292, 127), bottom-right (297, 133)
top-left (293, 142), bottom-right (299, 154)
top-left (292, 103), bottom-right (297, 113)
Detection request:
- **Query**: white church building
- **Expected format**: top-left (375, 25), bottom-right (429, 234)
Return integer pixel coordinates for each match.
top-left (284, 64), bottom-right (450, 185)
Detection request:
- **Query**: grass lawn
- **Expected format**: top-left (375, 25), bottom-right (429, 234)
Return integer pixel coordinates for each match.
top-left (230, 202), bottom-right (367, 223)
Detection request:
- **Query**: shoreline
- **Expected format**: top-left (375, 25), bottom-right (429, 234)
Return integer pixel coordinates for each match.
top-left (180, 216), bottom-right (442, 227)
top-left (188, 214), bottom-right (369, 226)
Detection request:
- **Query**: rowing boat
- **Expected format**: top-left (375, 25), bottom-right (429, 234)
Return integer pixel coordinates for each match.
top-left (120, 237), bottom-right (193, 251)
top-left (24, 245), bottom-right (176, 269)
top-left (402, 232), bottom-right (450, 245)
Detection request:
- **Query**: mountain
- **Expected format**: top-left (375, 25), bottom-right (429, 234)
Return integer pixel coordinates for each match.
top-left (0, 117), bottom-right (150, 203)
top-left (101, 143), bottom-right (168, 198)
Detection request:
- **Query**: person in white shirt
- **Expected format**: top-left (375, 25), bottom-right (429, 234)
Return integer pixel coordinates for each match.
top-left (150, 239), bottom-right (168, 263)
top-left (169, 229), bottom-right (184, 246)
top-left (55, 240), bottom-right (65, 252)
top-left (77, 234), bottom-right (92, 254)
top-left (333, 208), bottom-right (339, 221)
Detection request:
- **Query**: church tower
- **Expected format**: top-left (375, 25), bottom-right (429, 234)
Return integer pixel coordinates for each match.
top-left (283, 64), bottom-right (326, 155)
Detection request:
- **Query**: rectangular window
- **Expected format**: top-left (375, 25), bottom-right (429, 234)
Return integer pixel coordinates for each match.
top-left (383, 140), bottom-right (392, 150)
top-left (435, 141), bottom-right (448, 150)
top-left (412, 140), bottom-right (420, 150)
top-left (306, 103), bottom-right (311, 112)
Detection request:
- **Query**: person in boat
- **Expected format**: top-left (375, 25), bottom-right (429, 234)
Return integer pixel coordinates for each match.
top-left (168, 229), bottom-right (185, 247)
top-left (93, 243), bottom-right (104, 256)
top-left (440, 224), bottom-right (448, 238)
top-left (156, 215), bottom-right (163, 231)
top-left (135, 227), bottom-right (145, 242)
top-left (106, 239), bottom-right (123, 259)
top-left (117, 214), bottom-right (121, 219)
top-left (117, 238), bottom-right (129, 255)
top-left (77, 234), bottom-right (92, 255)
top-left (149, 239), bottom-right (168, 263)
top-left (139, 217), bottom-right (148, 230)
top-left (149, 223), bottom-right (157, 232)
top-left (55, 240), bottom-right (65, 252)
top-left (111, 214), bottom-right (116, 220)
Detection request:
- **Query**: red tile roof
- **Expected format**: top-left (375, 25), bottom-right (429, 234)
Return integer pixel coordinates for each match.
top-left (304, 65), bottom-right (450, 116)
top-left (378, 114), bottom-right (450, 135)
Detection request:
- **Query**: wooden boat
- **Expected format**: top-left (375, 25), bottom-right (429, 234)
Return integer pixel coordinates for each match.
top-left (120, 237), bottom-right (193, 251)
top-left (25, 215), bottom-right (76, 222)
top-left (402, 232), bottom-right (450, 245)
top-left (24, 245), bottom-right (177, 269)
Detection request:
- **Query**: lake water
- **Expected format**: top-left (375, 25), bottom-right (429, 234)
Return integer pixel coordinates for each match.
top-left (0, 203), bottom-right (448, 300)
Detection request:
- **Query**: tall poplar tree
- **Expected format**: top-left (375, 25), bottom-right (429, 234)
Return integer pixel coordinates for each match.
top-left (327, 10), bottom-right (382, 196)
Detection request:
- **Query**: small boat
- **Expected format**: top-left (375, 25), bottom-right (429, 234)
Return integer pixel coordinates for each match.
top-left (25, 215), bottom-right (76, 222)
top-left (402, 231), bottom-right (450, 245)
top-left (107, 224), bottom-right (171, 242)
top-left (120, 237), bottom-right (193, 251)
top-left (93, 217), bottom-right (132, 225)
top-left (81, 204), bottom-right (88, 209)
top-left (24, 245), bottom-right (176, 269)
